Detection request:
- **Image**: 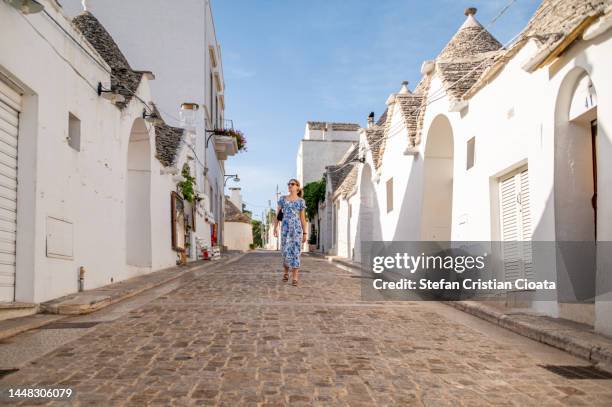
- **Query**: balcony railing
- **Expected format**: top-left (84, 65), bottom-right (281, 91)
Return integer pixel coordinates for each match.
top-left (217, 119), bottom-right (234, 131)
top-left (207, 118), bottom-right (234, 132)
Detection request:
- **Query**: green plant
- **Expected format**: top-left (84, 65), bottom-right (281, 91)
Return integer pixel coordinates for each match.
top-left (224, 128), bottom-right (247, 152)
top-left (303, 178), bottom-right (326, 221)
top-left (308, 229), bottom-right (317, 245)
top-left (251, 219), bottom-right (263, 247)
top-left (178, 163), bottom-right (197, 203)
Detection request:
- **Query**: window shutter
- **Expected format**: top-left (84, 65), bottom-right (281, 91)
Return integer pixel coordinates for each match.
top-left (519, 168), bottom-right (534, 280)
top-left (499, 166), bottom-right (533, 284)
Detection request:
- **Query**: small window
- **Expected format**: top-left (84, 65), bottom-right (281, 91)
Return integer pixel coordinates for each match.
top-left (386, 178), bottom-right (393, 213)
top-left (68, 113), bottom-right (81, 151)
top-left (466, 137), bottom-right (475, 170)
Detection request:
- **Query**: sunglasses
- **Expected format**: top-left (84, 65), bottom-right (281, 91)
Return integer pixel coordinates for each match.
top-left (288, 182), bottom-right (298, 186)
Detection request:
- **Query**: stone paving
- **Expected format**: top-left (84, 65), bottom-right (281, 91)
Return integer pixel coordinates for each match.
top-left (2, 251), bottom-right (612, 406)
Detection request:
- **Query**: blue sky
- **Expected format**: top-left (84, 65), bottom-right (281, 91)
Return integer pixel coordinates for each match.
top-left (215, 0), bottom-right (540, 220)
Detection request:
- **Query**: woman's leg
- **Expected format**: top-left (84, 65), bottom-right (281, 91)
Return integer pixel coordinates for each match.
top-left (291, 267), bottom-right (299, 285)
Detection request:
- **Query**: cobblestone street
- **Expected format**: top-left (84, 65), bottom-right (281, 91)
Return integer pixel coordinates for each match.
top-left (2, 251), bottom-right (612, 406)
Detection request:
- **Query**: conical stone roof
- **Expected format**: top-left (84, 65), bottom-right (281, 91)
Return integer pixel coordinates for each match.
top-left (438, 10), bottom-right (502, 61)
top-left (434, 8), bottom-right (502, 100)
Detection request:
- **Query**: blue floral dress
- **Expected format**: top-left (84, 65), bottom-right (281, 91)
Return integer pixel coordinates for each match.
top-left (278, 196), bottom-right (306, 269)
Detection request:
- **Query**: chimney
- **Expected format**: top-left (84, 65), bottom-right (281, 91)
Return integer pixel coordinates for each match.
top-left (229, 187), bottom-right (243, 212)
top-left (367, 112), bottom-right (375, 128)
top-left (464, 7), bottom-right (477, 16)
top-left (421, 60), bottom-right (435, 75)
top-left (399, 81), bottom-right (410, 94)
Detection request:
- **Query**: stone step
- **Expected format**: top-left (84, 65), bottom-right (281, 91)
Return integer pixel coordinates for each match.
top-left (0, 314), bottom-right (65, 341)
top-left (0, 302), bottom-right (38, 322)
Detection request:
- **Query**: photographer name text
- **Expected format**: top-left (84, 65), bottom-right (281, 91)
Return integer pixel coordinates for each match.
top-left (372, 278), bottom-right (556, 291)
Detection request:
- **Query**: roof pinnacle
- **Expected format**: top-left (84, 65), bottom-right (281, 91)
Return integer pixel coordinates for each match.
top-left (464, 7), bottom-right (477, 16)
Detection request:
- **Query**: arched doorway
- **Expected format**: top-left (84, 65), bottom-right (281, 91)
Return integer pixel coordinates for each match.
top-left (555, 69), bottom-right (598, 241)
top-left (126, 118), bottom-right (152, 268)
top-left (421, 115), bottom-right (454, 241)
top-left (554, 68), bottom-right (598, 323)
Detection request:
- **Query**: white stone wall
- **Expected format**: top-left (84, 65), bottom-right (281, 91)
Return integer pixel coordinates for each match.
top-left (60, 0), bottom-right (227, 250)
top-left (0, 0), bottom-right (229, 303)
top-left (297, 124), bottom-right (359, 185)
top-left (224, 222), bottom-right (253, 251)
top-left (298, 141), bottom-right (358, 185)
top-left (305, 127), bottom-right (360, 141)
top-left (0, 1), bottom-right (185, 302)
top-left (332, 27), bottom-right (612, 334)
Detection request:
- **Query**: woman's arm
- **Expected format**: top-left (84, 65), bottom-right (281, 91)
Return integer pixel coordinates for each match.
top-left (273, 203), bottom-right (282, 236)
top-left (300, 208), bottom-right (307, 243)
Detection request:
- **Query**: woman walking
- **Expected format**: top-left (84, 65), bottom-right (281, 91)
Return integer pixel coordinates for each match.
top-left (273, 179), bottom-right (307, 286)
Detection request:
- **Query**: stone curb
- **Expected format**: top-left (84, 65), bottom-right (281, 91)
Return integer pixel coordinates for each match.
top-left (0, 254), bottom-right (245, 340)
top-left (41, 255), bottom-right (242, 315)
top-left (0, 315), bottom-right (67, 341)
top-left (321, 255), bottom-right (362, 272)
top-left (447, 301), bottom-right (612, 373)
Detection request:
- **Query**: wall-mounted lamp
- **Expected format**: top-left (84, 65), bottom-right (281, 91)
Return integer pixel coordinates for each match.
top-left (4, 0), bottom-right (44, 14)
top-left (97, 82), bottom-right (125, 104)
top-left (160, 166), bottom-right (179, 175)
top-left (142, 109), bottom-right (164, 126)
top-left (223, 174), bottom-right (240, 186)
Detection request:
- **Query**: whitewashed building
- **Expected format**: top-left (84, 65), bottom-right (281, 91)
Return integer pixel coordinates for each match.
top-left (295, 120), bottom-right (360, 253)
top-left (0, 0), bottom-right (236, 314)
top-left (60, 0), bottom-right (237, 255)
top-left (320, 1), bottom-right (612, 335)
top-left (296, 121), bottom-right (360, 186)
top-left (224, 188), bottom-right (253, 251)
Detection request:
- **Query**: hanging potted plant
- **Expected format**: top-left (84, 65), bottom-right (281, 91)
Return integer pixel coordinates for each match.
top-left (223, 128), bottom-right (247, 152)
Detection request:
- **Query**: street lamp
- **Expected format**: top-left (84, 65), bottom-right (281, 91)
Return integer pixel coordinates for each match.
top-left (142, 109), bottom-right (164, 126)
top-left (97, 82), bottom-right (125, 104)
top-left (223, 174), bottom-right (240, 186)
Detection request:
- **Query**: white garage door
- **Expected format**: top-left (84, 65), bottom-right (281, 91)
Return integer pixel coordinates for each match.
top-left (0, 80), bottom-right (20, 302)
